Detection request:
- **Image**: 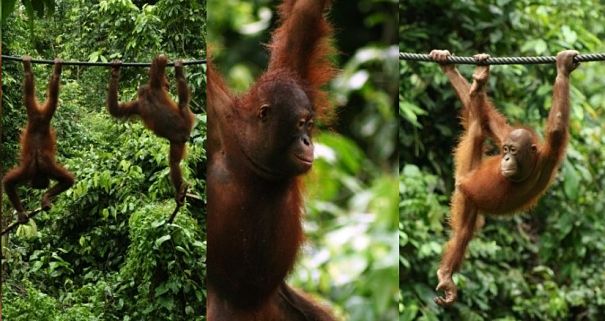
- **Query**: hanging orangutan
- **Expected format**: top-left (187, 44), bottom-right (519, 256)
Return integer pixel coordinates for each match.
top-left (107, 55), bottom-right (194, 205)
top-left (429, 49), bottom-right (579, 306)
top-left (3, 56), bottom-right (75, 223)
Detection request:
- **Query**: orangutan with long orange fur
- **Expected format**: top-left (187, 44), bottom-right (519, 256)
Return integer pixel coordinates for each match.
top-left (430, 49), bottom-right (578, 306)
top-left (207, 0), bottom-right (338, 320)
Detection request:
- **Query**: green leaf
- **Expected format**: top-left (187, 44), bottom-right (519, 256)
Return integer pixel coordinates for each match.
top-left (155, 235), bottom-right (171, 247)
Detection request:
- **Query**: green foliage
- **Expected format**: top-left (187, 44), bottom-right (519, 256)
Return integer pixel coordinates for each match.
top-left (1, 0), bottom-right (55, 24)
top-left (299, 133), bottom-right (399, 321)
top-left (4, 279), bottom-right (99, 321)
top-left (2, 0), bottom-right (206, 319)
top-left (400, 1), bottom-right (605, 320)
top-left (115, 203), bottom-right (205, 320)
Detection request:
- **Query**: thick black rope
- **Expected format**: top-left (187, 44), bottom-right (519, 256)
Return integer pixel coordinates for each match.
top-left (399, 52), bottom-right (605, 65)
top-left (1, 55), bottom-right (206, 66)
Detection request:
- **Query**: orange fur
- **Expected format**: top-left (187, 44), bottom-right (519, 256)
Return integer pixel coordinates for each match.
top-left (207, 0), bottom-right (338, 320)
top-left (107, 55), bottom-right (194, 203)
top-left (3, 58), bottom-right (74, 222)
top-left (430, 50), bottom-right (575, 306)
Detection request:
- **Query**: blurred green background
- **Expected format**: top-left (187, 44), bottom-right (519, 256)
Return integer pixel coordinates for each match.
top-left (400, 1), bottom-right (605, 320)
top-left (1, 0), bottom-right (206, 320)
top-left (209, 0), bottom-right (399, 320)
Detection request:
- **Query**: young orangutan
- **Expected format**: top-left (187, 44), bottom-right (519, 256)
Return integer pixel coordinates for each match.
top-left (107, 55), bottom-right (194, 205)
top-left (3, 56), bottom-right (75, 223)
top-left (207, 0), bottom-right (338, 319)
top-left (430, 49), bottom-right (578, 305)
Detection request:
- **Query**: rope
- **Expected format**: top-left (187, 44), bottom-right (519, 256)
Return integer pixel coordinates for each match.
top-left (399, 52), bottom-right (605, 65)
top-left (1, 55), bottom-right (206, 66)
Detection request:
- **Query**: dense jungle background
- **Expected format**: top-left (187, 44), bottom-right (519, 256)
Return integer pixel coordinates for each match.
top-left (209, 0), bottom-right (399, 320)
top-left (1, 0), bottom-right (206, 320)
top-left (400, 1), bottom-right (605, 320)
